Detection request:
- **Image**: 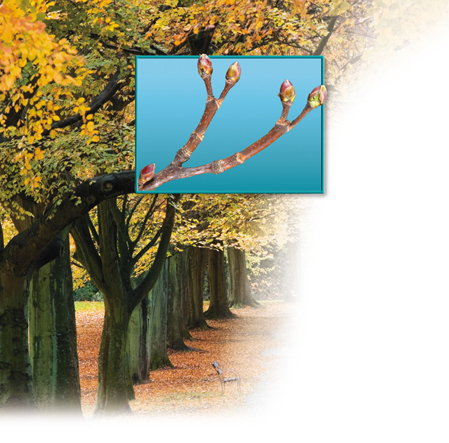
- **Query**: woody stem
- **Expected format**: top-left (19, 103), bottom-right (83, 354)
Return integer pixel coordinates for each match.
top-left (171, 76), bottom-right (237, 168)
top-left (140, 100), bottom-right (314, 191)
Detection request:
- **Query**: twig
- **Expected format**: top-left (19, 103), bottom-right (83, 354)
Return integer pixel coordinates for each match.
top-left (138, 58), bottom-right (326, 192)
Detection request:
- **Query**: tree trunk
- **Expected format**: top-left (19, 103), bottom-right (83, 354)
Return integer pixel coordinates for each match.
top-left (28, 228), bottom-right (81, 412)
top-left (186, 247), bottom-right (209, 329)
top-left (149, 259), bottom-right (172, 370)
top-left (285, 240), bottom-right (300, 301)
top-left (227, 247), bottom-right (259, 308)
top-left (0, 271), bottom-right (35, 410)
top-left (95, 297), bottom-right (132, 415)
top-left (204, 247), bottom-right (235, 319)
top-left (167, 253), bottom-right (190, 350)
top-left (127, 297), bottom-right (151, 384)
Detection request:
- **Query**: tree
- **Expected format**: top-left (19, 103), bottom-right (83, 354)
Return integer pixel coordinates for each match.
top-left (205, 242), bottom-right (235, 319)
top-left (71, 194), bottom-right (179, 414)
top-left (166, 250), bottom-right (194, 350)
top-left (148, 258), bottom-right (173, 370)
top-left (1, 0), bottom-right (374, 412)
top-left (227, 246), bottom-right (259, 308)
top-left (28, 227), bottom-right (81, 412)
top-left (0, 171), bottom-right (134, 409)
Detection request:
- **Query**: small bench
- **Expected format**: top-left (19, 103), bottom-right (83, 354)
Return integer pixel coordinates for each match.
top-left (211, 361), bottom-right (241, 395)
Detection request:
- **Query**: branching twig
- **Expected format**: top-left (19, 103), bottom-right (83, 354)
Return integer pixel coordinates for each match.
top-left (138, 56), bottom-right (326, 192)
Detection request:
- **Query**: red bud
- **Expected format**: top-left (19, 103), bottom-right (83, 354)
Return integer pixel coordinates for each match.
top-left (198, 54), bottom-right (213, 78)
top-left (308, 85), bottom-right (327, 108)
top-left (139, 163), bottom-right (155, 183)
top-left (225, 62), bottom-right (241, 84)
top-left (279, 79), bottom-right (296, 104)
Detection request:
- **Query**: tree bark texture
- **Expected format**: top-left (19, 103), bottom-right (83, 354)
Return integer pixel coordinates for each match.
top-left (204, 247), bottom-right (235, 319)
top-left (186, 247), bottom-right (209, 329)
top-left (127, 297), bottom-right (151, 384)
top-left (28, 228), bottom-right (81, 412)
top-left (0, 272), bottom-right (34, 410)
top-left (166, 252), bottom-right (190, 350)
top-left (149, 259), bottom-right (173, 370)
top-left (227, 247), bottom-right (259, 308)
top-left (88, 201), bottom-right (135, 414)
top-left (95, 297), bottom-right (132, 414)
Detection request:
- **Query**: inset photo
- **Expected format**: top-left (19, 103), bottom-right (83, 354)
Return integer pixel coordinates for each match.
top-left (136, 56), bottom-right (324, 193)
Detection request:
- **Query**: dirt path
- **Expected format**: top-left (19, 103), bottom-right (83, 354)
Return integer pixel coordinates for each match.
top-left (75, 301), bottom-right (289, 417)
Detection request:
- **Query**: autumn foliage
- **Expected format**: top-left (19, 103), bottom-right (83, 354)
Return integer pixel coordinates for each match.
top-left (76, 301), bottom-right (287, 415)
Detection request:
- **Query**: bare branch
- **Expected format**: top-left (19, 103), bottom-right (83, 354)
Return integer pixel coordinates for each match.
top-left (170, 56), bottom-right (240, 169)
top-left (139, 76), bottom-right (324, 192)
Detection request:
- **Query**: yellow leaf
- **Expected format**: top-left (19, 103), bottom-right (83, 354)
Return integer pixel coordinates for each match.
top-left (34, 148), bottom-right (45, 160)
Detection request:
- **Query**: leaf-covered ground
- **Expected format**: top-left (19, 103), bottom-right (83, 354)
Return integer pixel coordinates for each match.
top-left (75, 301), bottom-right (288, 416)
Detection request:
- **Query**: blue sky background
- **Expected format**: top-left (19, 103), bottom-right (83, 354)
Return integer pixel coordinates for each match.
top-left (136, 56), bottom-right (323, 193)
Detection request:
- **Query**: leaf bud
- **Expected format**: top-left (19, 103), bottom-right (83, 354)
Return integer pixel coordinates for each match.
top-left (308, 85), bottom-right (327, 108)
top-left (278, 79), bottom-right (296, 104)
top-left (198, 54), bottom-right (213, 78)
top-left (225, 62), bottom-right (241, 84)
top-left (139, 163), bottom-right (155, 183)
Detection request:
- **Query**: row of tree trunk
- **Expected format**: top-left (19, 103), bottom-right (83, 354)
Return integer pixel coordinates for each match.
top-left (23, 242), bottom-right (256, 413)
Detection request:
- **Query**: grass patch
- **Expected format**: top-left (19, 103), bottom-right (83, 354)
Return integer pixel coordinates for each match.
top-left (75, 301), bottom-right (104, 312)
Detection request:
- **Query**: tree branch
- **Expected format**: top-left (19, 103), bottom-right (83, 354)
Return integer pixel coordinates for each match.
top-left (138, 56), bottom-right (240, 190)
top-left (126, 196), bottom-right (144, 231)
top-left (86, 211), bottom-right (100, 246)
top-left (170, 57), bottom-right (239, 169)
top-left (132, 195), bottom-right (180, 309)
top-left (140, 90), bottom-right (318, 191)
top-left (131, 226), bottom-right (163, 268)
top-left (130, 195), bottom-right (159, 249)
top-left (313, 15), bottom-right (339, 56)
top-left (49, 69), bottom-right (125, 132)
top-left (71, 215), bottom-right (106, 293)
top-left (0, 170), bottom-right (135, 277)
